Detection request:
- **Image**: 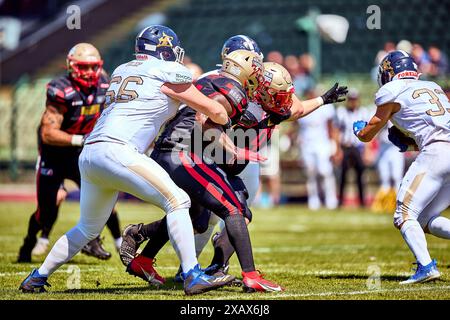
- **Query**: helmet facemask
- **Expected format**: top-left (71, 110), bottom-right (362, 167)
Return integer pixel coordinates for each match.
top-left (68, 59), bottom-right (103, 88)
top-left (256, 62), bottom-right (294, 114)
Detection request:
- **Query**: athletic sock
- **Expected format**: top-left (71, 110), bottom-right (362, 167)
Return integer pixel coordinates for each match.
top-left (194, 222), bottom-right (217, 258)
top-left (114, 237), bottom-right (123, 250)
top-left (140, 218), bottom-right (170, 259)
top-left (210, 228), bottom-right (235, 267)
top-left (141, 219), bottom-right (164, 238)
top-left (106, 210), bottom-right (121, 239)
top-left (38, 227), bottom-right (90, 276)
top-left (224, 214), bottom-right (255, 272)
top-left (166, 209), bottom-right (198, 273)
top-left (428, 216), bottom-right (450, 239)
top-left (400, 220), bottom-right (432, 266)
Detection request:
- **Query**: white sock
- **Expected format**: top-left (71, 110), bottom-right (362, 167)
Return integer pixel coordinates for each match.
top-left (195, 223), bottom-right (217, 258)
top-left (114, 237), bottom-right (123, 250)
top-left (400, 220), bottom-right (432, 266)
top-left (166, 209), bottom-right (198, 273)
top-left (428, 216), bottom-right (450, 239)
top-left (38, 227), bottom-right (90, 276)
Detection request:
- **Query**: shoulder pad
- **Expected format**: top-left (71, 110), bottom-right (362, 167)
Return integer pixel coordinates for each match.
top-left (46, 77), bottom-right (74, 111)
top-left (210, 77), bottom-right (248, 119)
top-left (156, 61), bottom-right (193, 84)
top-left (375, 81), bottom-right (405, 106)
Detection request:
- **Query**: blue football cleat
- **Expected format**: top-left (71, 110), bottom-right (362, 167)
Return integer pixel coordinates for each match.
top-left (173, 265), bottom-right (183, 283)
top-left (400, 259), bottom-right (441, 285)
top-left (182, 264), bottom-right (235, 295)
top-left (19, 268), bottom-right (51, 293)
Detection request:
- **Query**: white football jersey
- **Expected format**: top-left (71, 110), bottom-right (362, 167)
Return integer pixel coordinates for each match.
top-left (86, 55), bottom-right (193, 153)
top-left (375, 79), bottom-right (450, 150)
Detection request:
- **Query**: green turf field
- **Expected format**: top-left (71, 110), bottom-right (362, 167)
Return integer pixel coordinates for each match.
top-left (1, 201), bottom-right (449, 300)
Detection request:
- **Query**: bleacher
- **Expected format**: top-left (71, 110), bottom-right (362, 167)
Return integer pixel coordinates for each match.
top-left (0, 0), bottom-right (448, 179)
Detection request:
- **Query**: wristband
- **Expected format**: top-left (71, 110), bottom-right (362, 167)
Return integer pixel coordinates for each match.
top-left (71, 135), bottom-right (84, 147)
top-left (316, 96), bottom-right (324, 106)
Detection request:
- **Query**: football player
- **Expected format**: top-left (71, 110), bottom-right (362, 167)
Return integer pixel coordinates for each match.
top-left (119, 48), bottom-right (287, 292)
top-left (17, 43), bottom-right (122, 263)
top-left (19, 25), bottom-right (235, 295)
top-left (202, 61), bottom-right (347, 278)
top-left (353, 50), bottom-right (450, 284)
top-left (189, 35), bottom-right (346, 265)
top-left (120, 44), bottom-right (347, 292)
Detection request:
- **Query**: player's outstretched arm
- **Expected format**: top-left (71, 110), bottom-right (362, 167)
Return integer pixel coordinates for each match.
top-left (40, 105), bottom-right (84, 146)
top-left (355, 102), bottom-right (400, 142)
top-left (289, 83), bottom-right (348, 120)
top-left (161, 82), bottom-right (229, 125)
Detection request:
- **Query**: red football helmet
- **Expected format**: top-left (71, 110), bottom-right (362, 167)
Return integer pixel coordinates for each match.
top-left (67, 43), bottom-right (103, 88)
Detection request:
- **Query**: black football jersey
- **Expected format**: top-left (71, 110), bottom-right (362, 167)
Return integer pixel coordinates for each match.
top-left (155, 73), bottom-right (249, 152)
top-left (38, 74), bottom-right (109, 153)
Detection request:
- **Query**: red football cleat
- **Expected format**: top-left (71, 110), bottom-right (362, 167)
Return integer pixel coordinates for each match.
top-left (241, 270), bottom-right (284, 293)
top-left (127, 255), bottom-right (166, 286)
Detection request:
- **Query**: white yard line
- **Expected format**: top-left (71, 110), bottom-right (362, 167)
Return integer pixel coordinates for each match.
top-left (208, 285), bottom-right (450, 299)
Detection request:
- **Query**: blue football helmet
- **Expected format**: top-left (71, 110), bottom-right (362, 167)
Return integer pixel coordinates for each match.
top-left (135, 25), bottom-right (185, 63)
top-left (221, 35), bottom-right (263, 60)
top-left (377, 50), bottom-right (419, 87)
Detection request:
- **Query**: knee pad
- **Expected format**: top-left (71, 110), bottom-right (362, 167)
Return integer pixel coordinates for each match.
top-left (167, 188), bottom-right (191, 213)
top-left (75, 223), bottom-right (100, 241)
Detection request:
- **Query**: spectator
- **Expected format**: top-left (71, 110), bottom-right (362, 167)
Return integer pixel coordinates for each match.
top-left (334, 89), bottom-right (369, 208)
top-left (428, 45), bottom-right (449, 77)
top-left (411, 43), bottom-right (432, 75)
top-left (283, 55), bottom-right (301, 78)
top-left (266, 50), bottom-right (284, 65)
top-left (294, 53), bottom-right (316, 97)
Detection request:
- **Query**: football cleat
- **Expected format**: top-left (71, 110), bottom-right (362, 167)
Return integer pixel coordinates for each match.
top-left (32, 237), bottom-right (50, 256)
top-left (81, 236), bottom-right (111, 260)
top-left (119, 223), bottom-right (146, 266)
top-left (173, 265), bottom-right (183, 283)
top-left (182, 264), bottom-right (235, 295)
top-left (400, 259), bottom-right (441, 285)
top-left (126, 255), bottom-right (165, 286)
top-left (242, 270), bottom-right (284, 293)
top-left (19, 268), bottom-right (51, 293)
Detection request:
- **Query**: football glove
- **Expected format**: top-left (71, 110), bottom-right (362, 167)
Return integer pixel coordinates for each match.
top-left (321, 83), bottom-right (348, 104)
top-left (388, 126), bottom-right (418, 152)
top-left (353, 120), bottom-right (368, 137)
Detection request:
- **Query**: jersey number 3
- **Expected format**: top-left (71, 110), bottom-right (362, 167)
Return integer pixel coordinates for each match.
top-left (412, 88), bottom-right (450, 117)
top-left (106, 76), bottom-right (144, 105)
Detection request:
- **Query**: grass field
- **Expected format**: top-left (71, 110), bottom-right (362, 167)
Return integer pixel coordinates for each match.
top-left (1, 201), bottom-right (449, 300)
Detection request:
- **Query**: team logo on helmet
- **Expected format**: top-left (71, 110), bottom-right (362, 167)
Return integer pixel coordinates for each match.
top-left (381, 60), bottom-right (395, 76)
top-left (157, 32), bottom-right (174, 48)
